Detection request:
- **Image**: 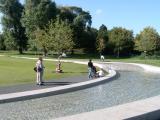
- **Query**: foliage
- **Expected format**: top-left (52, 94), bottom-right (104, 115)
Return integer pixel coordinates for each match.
top-left (96, 24), bottom-right (108, 54)
top-left (34, 18), bottom-right (74, 55)
top-left (3, 30), bottom-right (17, 50)
top-left (21, 0), bottom-right (57, 50)
top-left (134, 27), bottom-right (160, 55)
top-left (34, 28), bottom-right (49, 56)
top-left (47, 18), bottom-right (74, 53)
top-left (0, 33), bottom-right (5, 50)
top-left (109, 27), bottom-right (134, 57)
top-left (58, 6), bottom-right (92, 49)
top-left (0, 0), bottom-right (27, 54)
top-left (1, 0), bottom-right (160, 58)
top-left (58, 6), bottom-right (92, 27)
top-left (80, 28), bottom-right (97, 52)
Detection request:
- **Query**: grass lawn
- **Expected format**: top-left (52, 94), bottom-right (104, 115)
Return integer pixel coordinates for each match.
top-left (0, 56), bottom-right (87, 86)
top-left (1, 50), bottom-right (160, 87)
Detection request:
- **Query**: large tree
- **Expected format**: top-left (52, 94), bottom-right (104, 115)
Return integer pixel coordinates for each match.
top-left (109, 27), bottom-right (134, 57)
top-left (58, 6), bottom-right (92, 27)
top-left (58, 6), bottom-right (92, 49)
top-left (47, 18), bottom-right (74, 54)
top-left (96, 24), bottom-right (108, 54)
top-left (21, 0), bottom-right (57, 50)
top-left (34, 17), bottom-right (74, 55)
top-left (0, 0), bottom-right (27, 54)
top-left (134, 27), bottom-right (160, 55)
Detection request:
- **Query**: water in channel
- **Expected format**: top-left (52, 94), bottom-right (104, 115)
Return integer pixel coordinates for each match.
top-left (0, 66), bottom-right (160, 120)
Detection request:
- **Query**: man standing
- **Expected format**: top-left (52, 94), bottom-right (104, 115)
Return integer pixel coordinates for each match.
top-left (36, 57), bottom-right (45, 85)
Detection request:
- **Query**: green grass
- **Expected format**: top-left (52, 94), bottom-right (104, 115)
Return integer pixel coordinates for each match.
top-left (0, 56), bottom-right (87, 86)
top-left (1, 51), bottom-right (160, 87)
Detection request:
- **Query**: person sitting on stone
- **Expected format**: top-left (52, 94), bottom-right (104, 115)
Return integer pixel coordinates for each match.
top-left (97, 68), bottom-right (105, 77)
top-left (56, 61), bottom-right (63, 73)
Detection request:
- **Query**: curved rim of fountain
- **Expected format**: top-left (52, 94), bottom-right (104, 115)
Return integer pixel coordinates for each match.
top-left (0, 58), bottom-right (116, 103)
top-left (104, 61), bottom-right (160, 73)
top-left (54, 61), bottom-right (160, 120)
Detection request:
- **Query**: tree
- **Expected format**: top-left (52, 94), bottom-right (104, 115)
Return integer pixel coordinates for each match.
top-left (0, 0), bottom-right (27, 54)
top-left (58, 6), bottom-right (92, 27)
top-left (79, 27), bottom-right (97, 52)
top-left (21, 0), bottom-right (57, 50)
top-left (134, 27), bottom-right (160, 55)
top-left (58, 6), bottom-right (92, 49)
top-left (34, 28), bottom-right (49, 56)
top-left (96, 24), bottom-right (108, 54)
top-left (47, 18), bottom-right (74, 54)
top-left (109, 27), bottom-right (134, 57)
top-left (3, 30), bottom-right (17, 50)
top-left (0, 33), bottom-right (5, 50)
top-left (34, 18), bottom-right (74, 55)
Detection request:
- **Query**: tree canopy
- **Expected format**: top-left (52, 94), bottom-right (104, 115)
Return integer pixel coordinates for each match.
top-left (0, 0), bottom-right (160, 57)
top-left (34, 18), bottom-right (74, 56)
top-left (109, 27), bottom-right (134, 57)
top-left (134, 27), bottom-right (160, 55)
top-left (0, 0), bottom-right (27, 54)
top-left (96, 24), bottom-right (108, 54)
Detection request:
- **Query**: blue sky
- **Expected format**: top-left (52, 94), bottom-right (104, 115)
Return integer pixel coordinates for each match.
top-left (1, 0), bottom-right (160, 34)
top-left (54, 0), bottom-right (160, 35)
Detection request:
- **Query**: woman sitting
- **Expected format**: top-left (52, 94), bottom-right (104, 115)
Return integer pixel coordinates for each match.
top-left (56, 61), bottom-right (63, 73)
top-left (97, 68), bottom-right (105, 77)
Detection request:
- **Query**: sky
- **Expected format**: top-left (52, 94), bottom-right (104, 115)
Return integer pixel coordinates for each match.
top-left (1, 0), bottom-right (160, 35)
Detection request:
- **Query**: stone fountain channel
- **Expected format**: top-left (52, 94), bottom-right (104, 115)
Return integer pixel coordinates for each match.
top-left (0, 62), bottom-right (160, 120)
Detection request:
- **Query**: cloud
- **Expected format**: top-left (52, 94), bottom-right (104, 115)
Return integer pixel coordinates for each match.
top-left (95, 9), bottom-right (103, 15)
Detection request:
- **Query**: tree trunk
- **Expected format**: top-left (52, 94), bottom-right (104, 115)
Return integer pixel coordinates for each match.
top-left (19, 47), bottom-right (23, 54)
top-left (117, 47), bottom-right (120, 58)
top-left (43, 47), bottom-right (47, 57)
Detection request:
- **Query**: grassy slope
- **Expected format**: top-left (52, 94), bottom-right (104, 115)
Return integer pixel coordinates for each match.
top-left (0, 56), bottom-right (87, 86)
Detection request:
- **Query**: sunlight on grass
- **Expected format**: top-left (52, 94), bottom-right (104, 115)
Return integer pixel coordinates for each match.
top-left (0, 56), bottom-right (87, 86)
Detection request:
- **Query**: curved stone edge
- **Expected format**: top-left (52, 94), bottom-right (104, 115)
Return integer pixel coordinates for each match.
top-left (54, 62), bottom-right (160, 120)
top-left (106, 61), bottom-right (160, 73)
top-left (0, 60), bottom-right (116, 104)
top-left (54, 95), bottom-right (160, 120)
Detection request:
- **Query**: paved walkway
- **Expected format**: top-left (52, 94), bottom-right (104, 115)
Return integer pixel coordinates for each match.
top-left (0, 75), bottom-right (88, 95)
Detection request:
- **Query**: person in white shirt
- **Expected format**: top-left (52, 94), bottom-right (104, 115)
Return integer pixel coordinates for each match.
top-left (97, 68), bottom-right (105, 77)
top-left (100, 55), bottom-right (105, 61)
top-left (62, 52), bottom-right (67, 57)
top-left (36, 57), bottom-right (45, 85)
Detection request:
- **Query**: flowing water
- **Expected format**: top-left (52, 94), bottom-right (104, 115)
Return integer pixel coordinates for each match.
top-left (0, 63), bottom-right (160, 120)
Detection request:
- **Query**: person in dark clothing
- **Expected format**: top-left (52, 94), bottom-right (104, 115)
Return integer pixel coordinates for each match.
top-left (88, 59), bottom-right (93, 68)
top-left (92, 66), bottom-right (97, 78)
top-left (88, 59), bottom-right (93, 79)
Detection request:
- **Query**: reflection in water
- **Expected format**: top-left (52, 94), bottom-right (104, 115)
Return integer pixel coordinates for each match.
top-left (0, 70), bottom-right (160, 119)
